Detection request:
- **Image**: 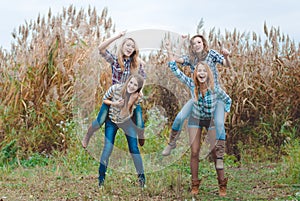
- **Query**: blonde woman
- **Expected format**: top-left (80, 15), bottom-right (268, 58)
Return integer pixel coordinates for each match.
top-left (82, 31), bottom-right (146, 148)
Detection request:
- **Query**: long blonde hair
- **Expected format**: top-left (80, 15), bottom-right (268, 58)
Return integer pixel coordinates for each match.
top-left (193, 62), bottom-right (214, 100)
top-left (121, 74), bottom-right (144, 113)
top-left (117, 38), bottom-right (139, 73)
top-left (189, 35), bottom-right (209, 63)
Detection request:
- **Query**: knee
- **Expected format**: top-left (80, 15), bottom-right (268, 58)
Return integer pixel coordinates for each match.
top-left (92, 120), bottom-right (101, 130)
top-left (190, 150), bottom-right (199, 159)
top-left (175, 115), bottom-right (184, 123)
top-left (101, 145), bottom-right (113, 158)
top-left (214, 118), bottom-right (223, 129)
top-left (129, 144), bottom-right (140, 154)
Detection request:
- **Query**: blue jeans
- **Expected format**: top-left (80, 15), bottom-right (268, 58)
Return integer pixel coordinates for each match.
top-left (98, 118), bottom-right (145, 184)
top-left (92, 103), bottom-right (144, 130)
top-left (171, 99), bottom-right (226, 140)
top-left (171, 99), bottom-right (194, 131)
top-left (214, 100), bottom-right (226, 140)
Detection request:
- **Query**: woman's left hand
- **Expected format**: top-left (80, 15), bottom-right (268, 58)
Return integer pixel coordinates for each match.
top-left (128, 92), bottom-right (139, 106)
top-left (221, 48), bottom-right (231, 57)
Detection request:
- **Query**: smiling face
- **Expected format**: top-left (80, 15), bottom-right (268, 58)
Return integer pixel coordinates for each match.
top-left (192, 36), bottom-right (204, 53)
top-left (196, 64), bottom-right (208, 83)
top-left (126, 77), bottom-right (139, 94)
top-left (122, 39), bottom-right (135, 58)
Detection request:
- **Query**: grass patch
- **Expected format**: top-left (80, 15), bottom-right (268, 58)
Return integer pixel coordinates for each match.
top-left (0, 148), bottom-right (299, 200)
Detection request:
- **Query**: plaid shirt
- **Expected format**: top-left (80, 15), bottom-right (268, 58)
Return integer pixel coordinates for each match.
top-left (101, 50), bottom-right (146, 84)
top-left (168, 61), bottom-right (231, 120)
top-left (182, 49), bottom-right (224, 87)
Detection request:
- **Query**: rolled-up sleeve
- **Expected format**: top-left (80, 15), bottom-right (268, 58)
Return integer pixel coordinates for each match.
top-left (216, 87), bottom-right (232, 112)
top-left (100, 49), bottom-right (116, 65)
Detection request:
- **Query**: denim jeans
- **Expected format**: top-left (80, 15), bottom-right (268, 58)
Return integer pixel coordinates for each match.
top-left (92, 103), bottom-right (144, 130)
top-left (171, 99), bottom-right (194, 131)
top-left (98, 118), bottom-right (145, 183)
top-left (171, 99), bottom-right (226, 140)
top-left (214, 100), bottom-right (226, 140)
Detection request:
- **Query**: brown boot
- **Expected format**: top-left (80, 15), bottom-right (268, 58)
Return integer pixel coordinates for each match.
top-left (82, 125), bottom-right (97, 148)
top-left (191, 179), bottom-right (201, 195)
top-left (218, 177), bottom-right (228, 197)
top-left (162, 130), bottom-right (180, 156)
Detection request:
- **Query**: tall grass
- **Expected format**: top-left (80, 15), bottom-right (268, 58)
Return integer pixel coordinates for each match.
top-left (0, 5), bottom-right (299, 163)
top-left (0, 5), bottom-right (113, 156)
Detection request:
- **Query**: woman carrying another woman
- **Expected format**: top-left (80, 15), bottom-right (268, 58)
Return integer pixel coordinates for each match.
top-left (82, 31), bottom-right (146, 148)
top-left (162, 35), bottom-right (231, 156)
top-left (165, 40), bottom-right (232, 196)
top-left (97, 74), bottom-right (146, 188)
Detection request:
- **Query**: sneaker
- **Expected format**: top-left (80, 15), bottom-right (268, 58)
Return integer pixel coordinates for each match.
top-left (138, 177), bottom-right (146, 188)
top-left (162, 143), bottom-right (176, 156)
top-left (99, 180), bottom-right (105, 187)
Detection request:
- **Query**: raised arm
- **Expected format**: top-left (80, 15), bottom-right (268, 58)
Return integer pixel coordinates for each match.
top-left (220, 43), bottom-right (232, 67)
top-left (98, 30), bottom-right (126, 54)
top-left (165, 39), bottom-right (175, 61)
top-left (165, 40), bottom-right (194, 89)
top-left (174, 35), bottom-right (188, 64)
top-left (216, 87), bottom-right (232, 113)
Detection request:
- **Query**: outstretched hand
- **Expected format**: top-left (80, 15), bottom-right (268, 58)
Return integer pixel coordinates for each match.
top-left (219, 41), bottom-right (231, 57)
top-left (181, 35), bottom-right (188, 41)
top-left (128, 92), bottom-right (140, 106)
top-left (118, 30), bottom-right (127, 38)
top-left (164, 39), bottom-right (171, 50)
top-left (221, 48), bottom-right (231, 57)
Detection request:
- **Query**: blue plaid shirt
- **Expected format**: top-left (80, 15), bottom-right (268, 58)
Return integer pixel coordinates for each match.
top-left (182, 49), bottom-right (224, 87)
top-left (168, 61), bottom-right (231, 120)
top-left (100, 50), bottom-right (146, 84)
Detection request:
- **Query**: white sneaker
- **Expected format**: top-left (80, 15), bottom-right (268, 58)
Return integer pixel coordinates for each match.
top-left (162, 144), bottom-right (176, 156)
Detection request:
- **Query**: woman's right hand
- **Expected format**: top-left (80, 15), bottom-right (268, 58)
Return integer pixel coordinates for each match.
top-left (118, 30), bottom-right (127, 38)
top-left (113, 99), bottom-right (124, 108)
top-left (164, 39), bottom-right (171, 51)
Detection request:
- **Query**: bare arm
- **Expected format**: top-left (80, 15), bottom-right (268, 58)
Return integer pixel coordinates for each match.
top-left (138, 58), bottom-right (146, 66)
top-left (98, 30), bottom-right (126, 54)
top-left (164, 39), bottom-right (175, 61)
top-left (220, 45), bottom-right (232, 67)
top-left (174, 35), bottom-right (188, 64)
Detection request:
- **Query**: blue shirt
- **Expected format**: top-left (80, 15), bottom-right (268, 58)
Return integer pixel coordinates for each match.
top-left (168, 61), bottom-right (231, 120)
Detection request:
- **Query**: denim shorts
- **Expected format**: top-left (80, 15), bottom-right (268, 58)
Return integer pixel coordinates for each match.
top-left (188, 115), bottom-right (214, 129)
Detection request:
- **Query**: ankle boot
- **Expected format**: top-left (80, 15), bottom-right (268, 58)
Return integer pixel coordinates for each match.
top-left (191, 179), bottom-right (201, 195)
top-left (218, 177), bottom-right (228, 196)
top-left (162, 130), bottom-right (180, 156)
top-left (137, 128), bottom-right (145, 146)
top-left (82, 125), bottom-right (96, 148)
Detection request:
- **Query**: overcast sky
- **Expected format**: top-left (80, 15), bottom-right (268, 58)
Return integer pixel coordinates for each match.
top-left (1, 0), bottom-right (299, 51)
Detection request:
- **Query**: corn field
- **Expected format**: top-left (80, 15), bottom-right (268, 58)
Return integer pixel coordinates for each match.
top-left (0, 5), bottom-right (299, 160)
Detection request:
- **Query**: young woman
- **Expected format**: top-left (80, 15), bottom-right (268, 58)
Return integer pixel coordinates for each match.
top-left (98, 74), bottom-right (146, 188)
top-left (166, 41), bottom-right (232, 196)
top-left (162, 35), bottom-right (231, 157)
top-left (82, 31), bottom-right (146, 148)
